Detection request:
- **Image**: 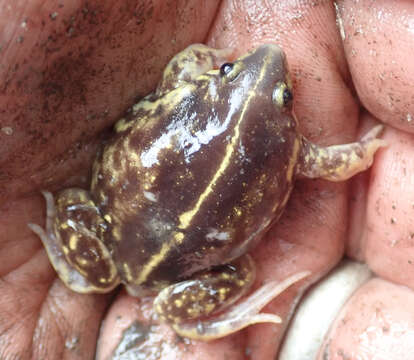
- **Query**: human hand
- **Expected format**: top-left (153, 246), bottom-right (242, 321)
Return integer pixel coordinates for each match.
top-left (1, 1), bottom-right (413, 359)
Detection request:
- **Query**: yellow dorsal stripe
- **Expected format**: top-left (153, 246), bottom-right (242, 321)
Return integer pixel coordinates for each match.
top-left (137, 54), bottom-right (270, 283)
top-left (178, 62), bottom-right (268, 230)
top-left (136, 231), bottom-right (184, 284)
top-left (136, 241), bottom-right (171, 284)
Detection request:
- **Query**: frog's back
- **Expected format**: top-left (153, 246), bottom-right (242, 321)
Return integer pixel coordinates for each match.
top-left (91, 76), bottom-right (300, 288)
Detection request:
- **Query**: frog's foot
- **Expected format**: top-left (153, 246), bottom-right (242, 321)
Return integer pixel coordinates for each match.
top-left (169, 271), bottom-right (309, 341)
top-left (28, 190), bottom-right (120, 294)
top-left (297, 125), bottom-right (387, 181)
top-left (154, 252), bottom-right (310, 341)
top-left (154, 254), bottom-right (256, 325)
top-left (156, 43), bottom-right (234, 96)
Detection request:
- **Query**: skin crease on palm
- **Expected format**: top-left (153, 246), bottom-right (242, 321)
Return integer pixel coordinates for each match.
top-left (1, 0), bottom-right (414, 359)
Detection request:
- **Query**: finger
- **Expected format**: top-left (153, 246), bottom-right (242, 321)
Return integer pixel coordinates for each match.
top-left (337, 0), bottom-right (414, 133)
top-left (343, 0), bottom-right (414, 289)
top-left (365, 127), bottom-right (414, 287)
top-left (318, 277), bottom-right (414, 359)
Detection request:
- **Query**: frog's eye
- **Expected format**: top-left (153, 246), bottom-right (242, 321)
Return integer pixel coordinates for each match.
top-left (272, 82), bottom-right (293, 109)
top-left (220, 62), bottom-right (234, 76)
top-left (282, 87), bottom-right (293, 106)
top-left (219, 62), bottom-right (240, 82)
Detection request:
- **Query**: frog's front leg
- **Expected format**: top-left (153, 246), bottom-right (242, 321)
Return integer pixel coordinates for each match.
top-left (154, 254), bottom-right (309, 341)
top-left (28, 189), bottom-right (120, 293)
top-left (156, 43), bottom-right (233, 96)
top-left (297, 125), bottom-right (386, 181)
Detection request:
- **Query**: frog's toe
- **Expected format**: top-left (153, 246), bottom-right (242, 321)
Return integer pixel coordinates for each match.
top-left (28, 190), bottom-right (120, 294)
top-left (169, 271), bottom-right (310, 341)
top-left (361, 124), bottom-right (384, 141)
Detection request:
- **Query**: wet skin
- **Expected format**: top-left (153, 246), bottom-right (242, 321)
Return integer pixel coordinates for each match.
top-left (29, 44), bottom-right (385, 340)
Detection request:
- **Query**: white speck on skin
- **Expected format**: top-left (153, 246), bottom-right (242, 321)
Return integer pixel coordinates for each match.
top-left (1, 127), bottom-right (13, 135)
top-left (407, 113), bottom-right (412, 123)
top-left (143, 191), bottom-right (157, 202)
top-left (238, 142), bottom-right (245, 157)
top-left (206, 229), bottom-right (230, 241)
top-left (65, 336), bottom-right (79, 350)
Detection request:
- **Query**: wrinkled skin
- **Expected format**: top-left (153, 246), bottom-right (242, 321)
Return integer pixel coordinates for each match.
top-left (1, 1), bottom-right (414, 359)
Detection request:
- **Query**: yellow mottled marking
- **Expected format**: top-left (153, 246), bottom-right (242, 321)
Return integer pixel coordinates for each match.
top-left (233, 207), bottom-right (243, 217)
top-left (104, 214), bottom-right (112, 223)
top-left (197, 290), bottom-right (207, 300)
top-left (128, 151), bottom-right (141, 168)
top-left (237, 279), bottom-right (246, 287)
top-left (174, 232), bottom-right (184, 244)
top-left (69, 235), bottom-right (79, 250)
top-left (174, 299), bottom-right (183, 308)
top-left (205, 303), bottom-right (216, 314)
top-left (75, 256), bottom-right (88, 266)
top-left (123, 262), bottom-right (133, 282)
top-left (220, 273), bottom-right (230, 280)
top-left (111, 226), bottom-right (121, 242)
top-left (187, 307), bottom-right (201, 317)
top-left (114, 118), bottom-right (129, 132)
top-left (218, 287), bottom-right (229, 301)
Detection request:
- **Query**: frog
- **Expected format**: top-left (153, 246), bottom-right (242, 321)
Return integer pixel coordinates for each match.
top-left (29, 43), bottom-right (385, 341)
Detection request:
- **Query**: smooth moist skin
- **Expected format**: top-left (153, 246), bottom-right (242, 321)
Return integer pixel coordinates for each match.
top-left (29, 44), bottom-right (385, 340)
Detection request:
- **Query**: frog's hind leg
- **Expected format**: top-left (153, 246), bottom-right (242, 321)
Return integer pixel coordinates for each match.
top-left (153, 254), bottom-right (310, 341)
top-left (156, 44), bottom-right (234, 96)
top-left (297, 125), bottom-right (386, 181)
top-left (28, 190), bottom-right (120, 294)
